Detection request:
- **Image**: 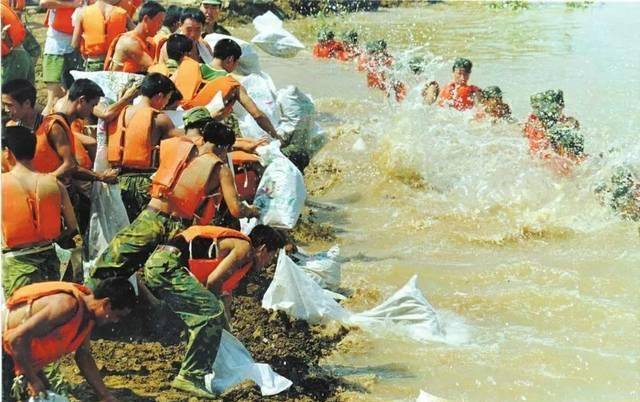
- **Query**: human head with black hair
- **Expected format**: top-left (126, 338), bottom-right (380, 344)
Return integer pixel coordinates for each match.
top-left (201, 120), bottom-right (235, 157)
top-left (2, 79), bottom-right (37, 123)
top-left (67, 79), bottom-right (104, 119)
top-left (165, 88), bottom-right (183, 110)
top-left (166, 33), bottom-right (193, 62)
top-left (163, 5), bottom-right (183, 33)
top-left (213, 38), bottom-right (242, 72)
top-left (138, 1), bottom-right (166, 37)
top-left (140, 73), bottom-right (176, 109)
top-left (92, 277), bottom-right (137, 325)
top-left (180, 8), bottom-right (206, 42)
top-left (452, 57), bottom-right (473, 86)
top-left (249, 224), bottom-right (285, 269)
top-left (4, 125), bottom-right (36, 161)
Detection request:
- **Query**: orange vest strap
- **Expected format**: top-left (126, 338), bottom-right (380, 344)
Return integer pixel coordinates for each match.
top-left (81, 4), bottom-right (128, 58)
top-left (45, 8), bottom-right (74, 35)
top-left (1, 3), bottom-right (25, 56)
top-left (173, 57), bottom-right (203, 103)
top-left (182, 75), bottom-right (240, 113)
top-left (32, 114), bottom-right (75, 174)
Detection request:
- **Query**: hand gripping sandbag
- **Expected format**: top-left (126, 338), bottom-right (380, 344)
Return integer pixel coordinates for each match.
top-left (251, 11), bottom-right (304, 58)
top-left (233, 73), bottom-right (280, 140)
top-left (349, 275), bottom-right (445, 342)
top-left (254, 143), bottom-right (306, 229)
top-left (292, 245), bottom-right (341, 291)
top-left (262, 250), bottom-right (350, 324)
top-left (203, 33), bottom-right (261, 75)
top-left (205, 330), bottom-right (292, 396)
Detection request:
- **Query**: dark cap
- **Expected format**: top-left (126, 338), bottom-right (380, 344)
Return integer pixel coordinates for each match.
top-left (452, 57), bottom-right (472, 72)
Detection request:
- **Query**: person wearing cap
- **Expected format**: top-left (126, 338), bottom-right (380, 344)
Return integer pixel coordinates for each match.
top-left (312, 28), bottom-right (347, 60)
top-left (200, 0), bottom-right (230, 37)
top-left (475, 86), bottom-right (514, 123)
top-left (438, 57), bottom-right (480, 111)
top-left (523, 89), bottom-right (580, 155)
top-left (359, 40), bottom-right (394, 91)
top-left (341, 29), bottom-right (361, 60)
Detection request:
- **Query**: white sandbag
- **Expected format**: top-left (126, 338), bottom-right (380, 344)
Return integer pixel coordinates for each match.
top-left (233, 73), bottom-right (280, 140)
top-left (69, 71), bottom-right (144, 102)
top-left (254, 143), bottom-right (306, 229)
top-left (251, 11), bottom-right (304, 58)
top-left (292, 245), bottom-right (341, 291)
top-left (239, 217), bottom-right (259, 235)
top-left (204, 33), bottom-right (261, 75)
top-left (206, 329), bottom-right (292, 396)
top-left (416, 389), bottom-right (450, 402)
top-left (349, 275), bottom-right (445, 342)
top-left (275, 85), bottom-right (316, 150)
top-left (262, 250), bottom-right (350, 324)
top-left (164, 110), bottom-right (184, 129)
top-left (28, 391), bottom-right (69, 402)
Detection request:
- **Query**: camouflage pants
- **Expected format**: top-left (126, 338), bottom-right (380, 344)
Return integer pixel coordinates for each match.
top-left (118, 173), bottom-right (152, 223)
top-left (90, 209), bottom-right (189, 281)
top-left (2, 246), bottom-right (60, 298)
top-left (143, 247), bottom-right (225, 379)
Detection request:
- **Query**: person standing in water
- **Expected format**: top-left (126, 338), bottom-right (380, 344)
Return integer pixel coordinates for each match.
top-left (438, 57), bottom-right (481, 111)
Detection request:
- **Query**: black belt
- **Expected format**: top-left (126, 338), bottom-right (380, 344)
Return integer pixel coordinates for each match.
top-left (146, 206), bottom-right (193, 226)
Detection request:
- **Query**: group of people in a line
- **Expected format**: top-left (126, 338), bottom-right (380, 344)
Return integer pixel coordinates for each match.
top-left (0, 0), bottom-right (299, 400)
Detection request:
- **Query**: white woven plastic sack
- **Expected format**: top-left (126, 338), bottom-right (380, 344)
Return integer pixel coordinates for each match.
top-left (233, 73), bottom-right (280, 140)
top-left (349, 275), bottom-right (445, 342)
top-left (292, 245), bottom-right (341, 291)
top-left (70, 71), bottom-right (144, 102)
top-left (275, 85), bottom-right (316, 149)
top-left (254, 143), bottom-right (306, 229)
top-left (416, 389), bottom-right (450, 402)
top-left (251, 11), bottom-right (304, 58)
top-left (204, 33), bottom-right (261, 75)
top-left (262, 251), bottom-right (350, 324)
top-left (28, 391), bottom-right (69, 402)
top-left (206, 330), bottom-right (292, 396)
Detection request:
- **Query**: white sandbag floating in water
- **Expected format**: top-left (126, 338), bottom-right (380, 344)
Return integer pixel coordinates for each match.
top-left (206, 330), bottom-right (292, 396)
top-left (275, 85), bottom-right (327, 156)
top-left (233, 73), bottom-right (280, 140)
top-left (28, 391), bottom-right (69, 402)
top-left (204, 33), bottom-right (261, 75)
top-left (251, 11), bottom-right (304, 58)
top-left (263, 251), bottom-right (462, 344)
top-left (254, 142), bottom-right (306, 229)
top-left (69, 71), bottom-right (144, 102)
top-left (292, 245), bottom-right (341, 291)
top-left (416, 389), bottom-right (450, 402)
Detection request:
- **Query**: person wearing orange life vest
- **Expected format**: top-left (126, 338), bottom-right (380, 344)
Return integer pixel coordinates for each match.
top-left (90, 120), bottom-right (261, 289)
top-left (438, 57), bottom-right (481, 111)
top-left (474, 86), bottom-right (515, 123)
top-left (1, 126), bottom-right (80, 299)
top-left (341, 29), bottom-right (361, 61)
top-left (40, 0), bottom-right (84, 116)
top-left (157, 8), bottom-right (213, 66)
top-left (149, 32), bottom-right (191, 76)
top-left (104, 1), bottom-right (165, 73)
top-left (3, 278), bottom-right (135, 401)
top-left (1, 1), bottom-right (34, 84)
top-left (312, 28), bottom-right (347, 61)
top-left (71, 0), bottom-right (134, 71)
top-left (361, 40), bottom-right (394, 91)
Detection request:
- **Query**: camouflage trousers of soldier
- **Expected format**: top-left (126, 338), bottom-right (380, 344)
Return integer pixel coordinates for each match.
top-left (1, 246), bottom-right (71, 399)
top-left (118, 173), bottom-right (152, 223)
top-left (90, 209), bottom-right (190, 282)
top-left (143, 246), bottom-right (225, 380)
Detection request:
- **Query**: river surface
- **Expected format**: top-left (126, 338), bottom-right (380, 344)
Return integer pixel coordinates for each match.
top-left (237, 2), bottom-right (639, 401)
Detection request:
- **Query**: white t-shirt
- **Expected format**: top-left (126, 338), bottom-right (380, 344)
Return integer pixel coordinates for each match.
top-left (43, 10), bottom-right (74, 55)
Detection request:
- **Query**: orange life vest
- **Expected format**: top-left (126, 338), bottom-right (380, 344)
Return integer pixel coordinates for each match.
top-left (152, 32), bottom-right (168, 62)
top-left (2, 171), bottom-right (62, 249)
top-left (149, 137), bottom-right (222, 222)
top-left (70, 119), bottom-right (93, 169)
top-left (44, 7), bottom-right (74, 35)
top-left (179, 226), bottom-right (252, 293)
top-left (32, 114), bottom-right (76, 174)
top-left (80, 3), bottom-right (128, 58)
top-left (523, 113), bottom-right (550, 155)
top-left (115, 0), bottom-right (137, 18)
top-left (364, 55), bottom-right (393, 91)
top-left (3, 282), bottom-right (95, 374)
top-left (312, 40), bottom-right (347, 61)
top-left (107, 105), bottom-right (158, 170)
top-left (147, 62), bottom-right (170, 76)
top-left (184, 76), bottom-right (240, 114)
top-left (2, 0), bottom-right (26, 12)
top-left (230, 151), bottom-right (261, 202)
top-left (103, 31), bottom-right (155, 73)
top-left (1, 3), bottom-right (25, 56)
top-left (172, 57), bottom-right (202, 103)
top-left (439, 82), bottom-right (480, 111)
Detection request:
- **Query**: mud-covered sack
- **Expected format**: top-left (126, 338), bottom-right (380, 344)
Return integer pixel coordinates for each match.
top-left (204, 33), bottom-right (261, 75)
top-left (349, 275), bottom-right (445, 341)
top-left (262, 250), bottom-right (350, 324)
top-left (206, 330), bottom-right (292, 396)
top-left (251, 11), bottom-right (304, 58)
top-left (233, 73), bottom-right (280, 140)
top-left (292, 245), bottom-right (341, 291)
top-left (70, 71), bottom-right (144, 102)
top-left (254, 142), bottom-right (306, 229)
top-left (28, 391), bottom-right (69, 402)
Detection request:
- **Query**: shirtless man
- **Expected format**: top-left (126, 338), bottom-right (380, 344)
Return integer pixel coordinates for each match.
top-left (3, 278), bottom-right (135, 400)
top-left (104, 0), bottom-right (165, 73)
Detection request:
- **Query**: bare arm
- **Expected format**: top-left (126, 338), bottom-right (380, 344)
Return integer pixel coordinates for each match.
top-left (119, 36), bottom-right (154, 72)
top-left (75, 339), bottom-right (118, 402)
top-left (39, 0), bottom-right (81, 9)
top-left (218, 164), bottom-right (259, 218)
top-left (237, 86), bottom-right (282, 141)
top-left (49, 123), bottom-right (79, 180)
top-left (204, 240), bottom-right (251, 292)
top-left (232, 138), bottom-right (267, 154)
top-left (71, 12), bottom-right (83, 50)
top-left (155, 113), bottom-right (184, 139)
top-left (93, 85), bottom-right (139, 122)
